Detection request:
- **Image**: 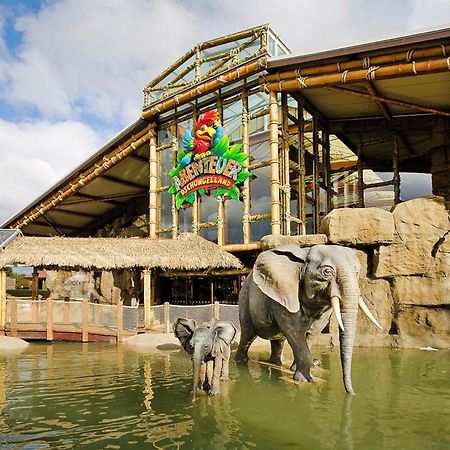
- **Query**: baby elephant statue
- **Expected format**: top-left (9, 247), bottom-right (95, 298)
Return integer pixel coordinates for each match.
top-left (175, 318), bottom-right (237, 401)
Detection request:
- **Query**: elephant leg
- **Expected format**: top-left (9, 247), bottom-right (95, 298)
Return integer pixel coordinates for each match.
top-left (268, 339), bottom-right (285, 366)
top-left (209, 357), bottom-right (223, 396)
top-left (284, 330), bottom-right (313, 382)
top-left (235, 327), bottom-right (256, 363)
top-left (203, 360), bottom-right (214, 391)
top-left (220, 346), bottom-right (231, 381)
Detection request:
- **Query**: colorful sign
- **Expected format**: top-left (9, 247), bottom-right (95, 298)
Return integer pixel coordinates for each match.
top-left (168, 111), bottom-right (252, 208)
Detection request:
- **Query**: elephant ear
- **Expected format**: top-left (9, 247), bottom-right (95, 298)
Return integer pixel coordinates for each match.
top-left (174, 318), bottom-right (197, 353)
top-left (253, 245), bottom-right (309, 313)
top-left (211, 321), bottom-right (237, 358)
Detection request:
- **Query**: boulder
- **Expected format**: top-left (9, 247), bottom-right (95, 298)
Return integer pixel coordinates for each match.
top-left (260, 234), bottom-right (327, 250)
top-left (320, 207), bottom-right (394, 245)
top-left (374, 196), bottom-right (450, 277)
top-left (395, 306), bottom-right (450, 349)
top-left (0, 336), bottom-right (29, 352)
top-left (392, 276), bottom-right (450, 306)
top-left (354, 249), bottom-right (368, 280)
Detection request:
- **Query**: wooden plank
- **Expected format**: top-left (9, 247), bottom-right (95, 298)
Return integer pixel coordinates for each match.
top-left (46, 297), bottom-right (53, 341)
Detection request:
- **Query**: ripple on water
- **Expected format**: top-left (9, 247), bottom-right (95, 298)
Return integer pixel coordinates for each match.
top-left (0, 343), bottom-right (448, 449)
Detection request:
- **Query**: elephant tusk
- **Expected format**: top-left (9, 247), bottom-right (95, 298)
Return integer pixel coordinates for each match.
top-left (331, 296), bottom-right (345, 332)
top-left (359, 297), bottom-right (383, 330)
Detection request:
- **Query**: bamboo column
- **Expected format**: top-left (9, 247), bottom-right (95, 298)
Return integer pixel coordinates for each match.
top-left (323, 130), bottom-right (333, 212)
top-left (171, 123), bottom-right (179, 238)
top-left (269, 91), bottom-right (281, 235)
top-left (192, 193), bottom-right (200, 235)
top-left (312, 115), bottom-right (321, 233)
top-left (143, 269), bottom-right (154, 331)
top-left (297, 100), bottom-right (306, 234)
top-left (392, 132), bottom-right (401, 204)
top-left (149, 130), bottom-right (158, 239)
top-left (0, 270), bottom-right (6, 333)
top-left (242, 88), bottom-right (251, 243)
top-left (357, 135), bottom-right (365, 207)
top-left (217, 197), bottom-right (225, 245)
top-left (281, 93), bottom-right (291, 235)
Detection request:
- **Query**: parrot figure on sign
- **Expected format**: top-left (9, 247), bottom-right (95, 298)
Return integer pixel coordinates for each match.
top-left (180, 111), bottom-right (223, 167)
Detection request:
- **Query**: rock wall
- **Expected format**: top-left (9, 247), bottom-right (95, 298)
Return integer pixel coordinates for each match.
top-left (264, 195), bottom-right (449, 349)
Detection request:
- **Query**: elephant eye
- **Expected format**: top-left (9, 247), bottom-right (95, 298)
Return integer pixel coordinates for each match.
top-left (320, 266), bottom-right (334, 277)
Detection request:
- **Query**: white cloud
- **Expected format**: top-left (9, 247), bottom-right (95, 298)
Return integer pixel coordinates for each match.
top-left (0, 119), bottom-right (102, 224)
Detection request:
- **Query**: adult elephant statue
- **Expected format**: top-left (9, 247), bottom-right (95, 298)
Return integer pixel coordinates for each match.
top-left (175, 318), bottom-right (236, 401)
top-left (235, 244), bottom-right (382, 394)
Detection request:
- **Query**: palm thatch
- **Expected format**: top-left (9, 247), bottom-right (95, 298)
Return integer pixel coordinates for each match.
top-left (0, 233), bottom-right (242, 271)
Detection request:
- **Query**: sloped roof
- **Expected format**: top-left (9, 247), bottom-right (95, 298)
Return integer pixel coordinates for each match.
top-left (0, 233), bottom-right (242, 271)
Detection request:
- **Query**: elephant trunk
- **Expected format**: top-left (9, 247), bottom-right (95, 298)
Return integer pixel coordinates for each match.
top-left (337, 266), bottom-right (360, 395)
top-left (191, 356), bottom-right (202, 402)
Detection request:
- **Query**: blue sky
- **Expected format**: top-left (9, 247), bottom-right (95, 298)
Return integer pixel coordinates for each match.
top-left (0, 0), bottom-right (449, 224)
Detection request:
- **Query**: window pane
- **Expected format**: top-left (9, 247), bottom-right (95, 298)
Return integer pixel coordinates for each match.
top-left (250, 166), bottom-right (271, 214)
top-left (251, 219), bottom-right (271, 241)
top-left (225, 200), bottom-right (243, 243)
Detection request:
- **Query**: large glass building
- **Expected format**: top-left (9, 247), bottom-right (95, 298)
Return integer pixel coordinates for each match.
top-left (3, 24), bottom-right (449, 305)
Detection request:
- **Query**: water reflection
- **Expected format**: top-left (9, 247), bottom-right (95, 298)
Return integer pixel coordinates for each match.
top-left (0, 343), bottom-right (448, 449)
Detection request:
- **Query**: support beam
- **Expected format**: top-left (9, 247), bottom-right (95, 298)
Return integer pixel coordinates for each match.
top-left (31, 267), bottom-right (39, 299)
top-left (281, 93), bottom-right (291, 235)
top-left (269, 91), bottom-right (281, 235)
top-left (242, 87), bottom-right (251, 243)
top-left (328, 86), bottom-right (450, 118)
top-left (357, 135), bottom-right (365, 208)
top-left (297, 98), bottom-right (307, 234)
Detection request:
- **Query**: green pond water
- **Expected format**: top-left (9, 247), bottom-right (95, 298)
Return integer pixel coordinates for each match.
top-left (0, 342), bottom-right (448, 450)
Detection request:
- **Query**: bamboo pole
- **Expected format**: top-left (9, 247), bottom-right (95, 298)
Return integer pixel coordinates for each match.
top-left (192, 193), bottom-right (200, 235)
top-left (141, 57), bottom-right (267, 120)
top-left (0, 270), bottom-right (6, 332)
top-left (357, 135), bottom-right (365, 208)
top-left (281, 93), bottom-right (291, 235)
top-left (149, 130), bottom-right (158, 239)
top-left (163, 302), bottom-right (170, 333)
top-left (323, 130), bottom-right (333, 212)
top-left (312, 115), bottom-right (321, 233)
top-left (217, 197), bottom-right (225, 245)
top-left (14, 124), bottom-right (154, 228)
top-left (47, 297), bottom-right (54, 341)
top-left (213, 301), bottom-right (220, 320)
top-left (260, 57), bottom-right (450, 93)
top-left (81, 299), bottom-right (88, 342)
top-left (10, 297), bottom-right (17, 337)
top-left (269, 91), bottom-right (281, 235)
top-left (171, 123), bottom-right (179, 238)
top-left (242, 87), bottom-right (251, 243)
top-left (265, 44), bottom-right (450, 81)
top-left (116, 301), bottom-right (123, 342)
top-left (210, 279), bottom-right (214, 304)
top-left (297, 99), bottom-right (306, 234)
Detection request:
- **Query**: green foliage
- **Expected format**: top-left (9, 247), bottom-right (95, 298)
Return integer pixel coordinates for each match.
top-left (211, 136), bottom-right (229, 156)
top-left (7, 289), bottom-right (49, 298)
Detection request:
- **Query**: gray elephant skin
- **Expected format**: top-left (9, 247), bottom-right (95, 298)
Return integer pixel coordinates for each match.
top-left (175, 318), bottom-right (237, 401)
top-left (235, 244), bottom-right (382, 394)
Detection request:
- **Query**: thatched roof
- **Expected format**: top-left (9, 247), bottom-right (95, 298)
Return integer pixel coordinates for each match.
top-left (0, 233), bottom-right (242, 271)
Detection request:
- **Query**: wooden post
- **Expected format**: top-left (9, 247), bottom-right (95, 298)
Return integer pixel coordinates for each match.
top-left (210, 279), bottom-right (214, 304)
top-left (63, 302), bottom-right (69, 325)
top-left (213, 301), bottom-right (220, 320)
top-left (357, 135), bottom-right (365, 208)
top-left (323, 129), bottom-right (333, 213)
top-left (269, 90), bottom-right (281, 235)
top-left (31, 301), bottom-right (38, 324)
top-left (149, 130), bottom-right (158, 239)
top-left (143, 269), bottom-right (154, 331)
top-left (164, 302), bottom-right (170, 333)
top-left (32, 267), bottom-right (39, 300)
top-left (46, 297), bottom-right (53, 341)
top-left (392, 132), bottom-right (401, 204)
top-left (10, 297), bottom-right (17, 337)
top-left (82, 299), bottom-right (89, 342)
top-left (0, 270), bottom-right (6, 333)
top-left (242, 87), bottom-right (251, 243)
top-left (192, 193), bottom-right (200, 235)
top-left (116, 301), bottom-right (123, 342)
top-left (298, 100), bottom-right (306, 234)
